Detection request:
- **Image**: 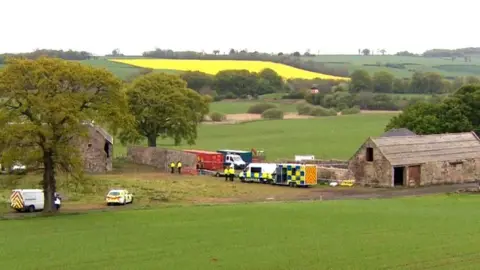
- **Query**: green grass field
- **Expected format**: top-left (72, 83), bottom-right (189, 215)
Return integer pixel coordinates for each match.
top-left (209, 100), bottom-right (300, 114)
top-left (80, 59), bottom-right (180, 80)
top-left (116, 114), bottom-right (394, 160)
top-left (307, 55), bottom-right (480, 78)
top-left (2, 194), bottom-right (480, 269)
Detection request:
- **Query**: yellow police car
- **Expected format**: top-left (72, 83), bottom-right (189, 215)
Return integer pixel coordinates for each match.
top-left (106, 189), bottom-right (134, 206)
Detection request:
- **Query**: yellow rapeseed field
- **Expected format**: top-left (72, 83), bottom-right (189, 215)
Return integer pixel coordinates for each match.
top-left (110, 59), bottom-right (349, 80)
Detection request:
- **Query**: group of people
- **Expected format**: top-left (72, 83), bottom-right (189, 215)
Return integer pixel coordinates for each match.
top-left (224, 165), bottom-right (235, 181)
top-left (170, 161), bottom-right (182, 174)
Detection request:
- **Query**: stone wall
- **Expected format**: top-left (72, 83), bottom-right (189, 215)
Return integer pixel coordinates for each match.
top-left (418, 158), bottom-right (480, 186)
top-left (348, 138), bottom-right (392, 187)
top-left (317, 166), bottom-right (352, 180)
top-left (127, 147), bottom-right (196, 171)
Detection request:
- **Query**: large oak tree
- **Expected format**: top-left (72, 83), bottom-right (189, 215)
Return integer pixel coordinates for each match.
top-left (0, 57), bottom-right (130, 212)
top-left (121, 73), bottom-right (209, 147)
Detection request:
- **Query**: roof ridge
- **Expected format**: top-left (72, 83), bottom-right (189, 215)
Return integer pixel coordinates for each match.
top-left (374, 131), bottom-right (476, 141)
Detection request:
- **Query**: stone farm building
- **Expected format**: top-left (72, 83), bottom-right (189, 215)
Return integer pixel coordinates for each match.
top-left (348, 132), bottom-right (480, 187)
top-left (78, 124), bottom-right (113, 173)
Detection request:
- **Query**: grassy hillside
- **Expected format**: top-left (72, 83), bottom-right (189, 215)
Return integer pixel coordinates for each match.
top-left (79, 59), bottom-right (146, 80)
top-left (2, 195), bottom-right (480, 269)
top-left (307, 55), bottom-right (480, 78)
top-left (80, 59), bottom-right (180, 80)
top-left (116, 114), bottom-right (395, 160)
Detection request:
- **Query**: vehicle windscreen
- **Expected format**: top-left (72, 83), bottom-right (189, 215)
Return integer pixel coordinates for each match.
top-left (233, 156), bottom-right (242, 162)
top-left (108, 191), bottom-right (120, 196)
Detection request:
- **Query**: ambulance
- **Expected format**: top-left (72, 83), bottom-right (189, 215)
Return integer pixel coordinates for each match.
top-left (238, 163), bottom-right (318, 187)
top-left (273, 163), bottom-right (318, 187)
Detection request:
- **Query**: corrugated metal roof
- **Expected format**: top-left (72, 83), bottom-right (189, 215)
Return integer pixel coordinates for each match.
top-left (371, 131), bottom-right (480, 165)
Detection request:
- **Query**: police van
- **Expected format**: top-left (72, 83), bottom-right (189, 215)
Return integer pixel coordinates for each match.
top-left (239, 163), bottom-right (277, 183)
top-left (10, 189), bottom-right (44, 212)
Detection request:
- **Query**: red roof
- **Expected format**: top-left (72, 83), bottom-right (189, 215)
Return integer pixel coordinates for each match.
top-left (184, 149), bottom-right (221, 154)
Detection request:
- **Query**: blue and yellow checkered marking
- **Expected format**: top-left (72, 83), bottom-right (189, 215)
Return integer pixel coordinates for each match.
top-left (279, 164), bottom-right (306, 183)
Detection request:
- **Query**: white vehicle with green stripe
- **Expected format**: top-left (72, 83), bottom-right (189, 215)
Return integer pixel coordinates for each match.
top-left (238, 163), bottom-right (277, 184)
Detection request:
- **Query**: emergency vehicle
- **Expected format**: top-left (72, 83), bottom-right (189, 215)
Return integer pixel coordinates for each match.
top-left (239, 163), bottom-right (318, 187)
top-left (106, 189), bottom-right (134, 205)
top-left (273, 163), bottom-right (318, 187)
top-left (10, 189), bottom-right (44, 212)
top-left (238, 163), bottom-right (277, 183)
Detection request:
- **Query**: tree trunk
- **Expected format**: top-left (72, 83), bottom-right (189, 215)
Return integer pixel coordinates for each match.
top-left (147, 135), bottom-right (157, 147)
top-left (43, 150), bottom-right (56, 213)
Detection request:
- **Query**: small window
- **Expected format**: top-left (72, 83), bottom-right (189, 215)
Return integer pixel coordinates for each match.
top-left (87, 143), bottom-right (92, 148)
top-left (366, 147), bottom-right (374, 161)
top-left (251, 167), bottom-right (262, 173)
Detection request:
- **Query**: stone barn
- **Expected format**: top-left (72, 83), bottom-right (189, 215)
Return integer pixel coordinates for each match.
top-left (78, 125), bottom-right (113, 173)
top-left (348, 132), bottom-right (480, 187)
top-left (127, 147), bottom-right (197, 172)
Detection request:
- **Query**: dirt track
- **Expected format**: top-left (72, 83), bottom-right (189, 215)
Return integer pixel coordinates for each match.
top-left (3, 183), bottom-right (475, 219)
top-left (193, 183), bottom-right (478, 204)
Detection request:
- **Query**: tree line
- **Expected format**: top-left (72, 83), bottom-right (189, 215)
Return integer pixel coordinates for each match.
top-left (422, 47), bottom-right (480, 58)
top-left (178, 69), bottom-right (289, 100)
top-left (0, 49), bottom-right (93, 64)
top-left (386, 85), bottom-right (480, 136)
top-left (142, 48), bottom-right (349, 77)
top-left (178, 66), bottom-right (478, 112)
top-left (350, 69), bottom-right (480, 94)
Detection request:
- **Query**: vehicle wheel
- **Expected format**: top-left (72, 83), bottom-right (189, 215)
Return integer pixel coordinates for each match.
top-left (215, 172), bottom-right (220, 177)
top-left (123, 198), bottom-right (127, 205)
top-left (130, 197), bottom-right (134, 204)
top-left (28, 205), bottom-right (35, 212)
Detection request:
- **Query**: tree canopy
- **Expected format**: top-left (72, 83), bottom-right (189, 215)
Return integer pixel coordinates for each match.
top-left (385, 85), bottom-right (480, 135)
top-left (121, 73), bottom-right (210, 147)
top-left (0, 57), bottom-right (130, 212)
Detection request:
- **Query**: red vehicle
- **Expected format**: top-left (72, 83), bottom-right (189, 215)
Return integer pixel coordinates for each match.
top-left (184, 150), bottom-right (224, 171)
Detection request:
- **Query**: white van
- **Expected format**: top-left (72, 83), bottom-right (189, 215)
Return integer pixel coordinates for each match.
top-left (239, 163), bottom-right (277, 183)
top-left (224, 154), bottom-right (247, 169)
top-left (10, 189), bottom-right (44, 212)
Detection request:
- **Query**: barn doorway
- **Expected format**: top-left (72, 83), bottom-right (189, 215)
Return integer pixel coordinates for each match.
top-left (104, 141), bottom-right (111, 158)
top-left (393, 167), bottom-right (405, 186)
